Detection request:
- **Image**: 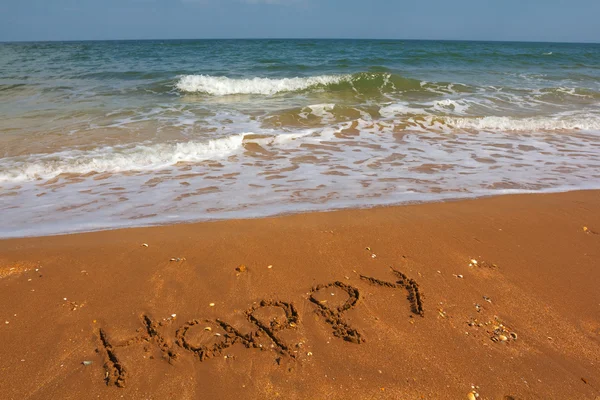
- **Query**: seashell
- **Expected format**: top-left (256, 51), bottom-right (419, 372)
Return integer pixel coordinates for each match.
top-left (204, 327), bottom-right (212, 331)
top-left (510, 332), bottom-right (517, 340)
top-left (467, 392), bottom-right (477, 400)
top-left (499, 334), bottom-right (508, 342)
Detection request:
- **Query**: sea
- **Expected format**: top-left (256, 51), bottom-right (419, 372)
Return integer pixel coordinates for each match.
top-left (1, 39), bottom-right (599, 238)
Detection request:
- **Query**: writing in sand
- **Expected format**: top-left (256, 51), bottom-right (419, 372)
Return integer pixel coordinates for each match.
top-left (97, 267), bottom-right (424, 388)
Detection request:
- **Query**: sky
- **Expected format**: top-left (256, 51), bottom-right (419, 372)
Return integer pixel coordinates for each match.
top-left (1, 0), bottom-right (599, 43)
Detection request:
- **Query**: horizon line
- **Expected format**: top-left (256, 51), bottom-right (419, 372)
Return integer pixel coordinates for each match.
top-left (1, 37), bottom-right (599, 45)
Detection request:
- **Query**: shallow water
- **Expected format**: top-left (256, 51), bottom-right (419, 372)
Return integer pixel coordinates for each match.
top-left (1, 39), bottom-right (600, 237)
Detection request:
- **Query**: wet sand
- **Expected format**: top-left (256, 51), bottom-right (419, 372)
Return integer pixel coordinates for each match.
top-left (1, 190), bottom-right (599, 399)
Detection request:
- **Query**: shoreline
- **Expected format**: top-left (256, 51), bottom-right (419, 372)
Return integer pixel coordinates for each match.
top-left (4, 187), bottom-right (600, 240)
top-left (1, 190), bottom-right (599, 399)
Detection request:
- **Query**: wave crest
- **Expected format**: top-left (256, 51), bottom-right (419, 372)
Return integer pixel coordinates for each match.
top-left (174, 72), bottom-right (444, 96)
top-left (175, 74), bottom-right (351, 95)
top-left (0, 135), bottom-right (246, 182)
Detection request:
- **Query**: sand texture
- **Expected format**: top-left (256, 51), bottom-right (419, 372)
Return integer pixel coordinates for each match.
top-left (1, 191), bottom-right (600, 399)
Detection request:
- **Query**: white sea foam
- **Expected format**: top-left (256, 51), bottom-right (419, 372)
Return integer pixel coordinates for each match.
top-left (432, 99), bottom-right (470, 115)
top-left (380, 101), bottom-right (600, 132)
top-left (379, 103), bottom-right (427, 117)
top-left (306, 103), bottom-right (335, 116)
top-left (442, 115), bottom-right (600, 132)
top-left (0, 135), bottom-right (246, 182)
top-left (175, 74), bottom-right (351, 95)
top-left (2, 112), bottom-right (600, 239)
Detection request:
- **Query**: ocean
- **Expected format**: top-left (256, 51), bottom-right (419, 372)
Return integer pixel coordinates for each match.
top-left (1, 39), bottom-right (599, 237)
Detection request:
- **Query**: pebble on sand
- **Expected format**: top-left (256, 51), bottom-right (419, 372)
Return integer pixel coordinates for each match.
top-left (236, 264), bottom-right (247, 273)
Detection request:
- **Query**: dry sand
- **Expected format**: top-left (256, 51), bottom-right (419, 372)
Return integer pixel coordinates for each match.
top-left (1, 190), bottom-right (599, 399)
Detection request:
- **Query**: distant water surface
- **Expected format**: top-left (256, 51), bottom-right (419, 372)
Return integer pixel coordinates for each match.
top-left (1, 39), bottom-right (599, 237)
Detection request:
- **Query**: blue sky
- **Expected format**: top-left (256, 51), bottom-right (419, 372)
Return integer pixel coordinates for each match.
top-left (1, 0), bottom-right (599, 42)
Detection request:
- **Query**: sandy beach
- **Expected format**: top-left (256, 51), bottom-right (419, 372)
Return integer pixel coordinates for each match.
top-left (1, 190), bottom-right (599, 399)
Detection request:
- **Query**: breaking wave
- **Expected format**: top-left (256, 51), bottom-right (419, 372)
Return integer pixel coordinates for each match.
top-left (0, 135), bottom-right (246, 182)
top-left (439, 115), bottom-right (600, 132)
top-left (175, 74), bottom-right (351, 95)
top-left (173, 72), bottom-right (455, 96)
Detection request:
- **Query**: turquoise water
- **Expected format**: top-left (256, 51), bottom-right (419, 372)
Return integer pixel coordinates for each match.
top-left (1, 39), bottom-right (600, 237)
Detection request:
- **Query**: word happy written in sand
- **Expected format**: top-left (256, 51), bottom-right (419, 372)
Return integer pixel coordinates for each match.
top-left (97, 268), bottom-right (424, 388)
